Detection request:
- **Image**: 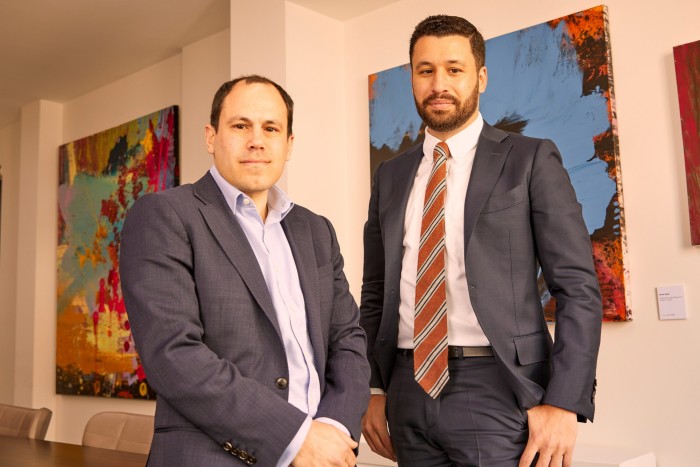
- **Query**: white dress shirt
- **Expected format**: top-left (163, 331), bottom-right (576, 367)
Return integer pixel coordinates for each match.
top-left (397, 113), bottom-right (490, 348)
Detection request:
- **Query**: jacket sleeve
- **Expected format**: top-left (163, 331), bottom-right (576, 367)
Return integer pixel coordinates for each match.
top-left (530, 139), bottom-right (603, 422)
top-left (314, 216), bottom-right (371, 442)
top-left (359, 162), bottom-right (387, 389)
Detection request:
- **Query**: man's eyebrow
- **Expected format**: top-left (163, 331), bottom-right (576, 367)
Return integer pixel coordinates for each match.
top-left (223, 116), bottom-right (250, 125)
top-left (414, 59), bottom-right (466, 67)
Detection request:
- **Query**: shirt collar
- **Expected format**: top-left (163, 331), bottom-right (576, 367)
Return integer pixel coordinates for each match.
top-left (208, 165), bottom-right (295, 221)
top-left (422, 112), bottom-right (484, 161)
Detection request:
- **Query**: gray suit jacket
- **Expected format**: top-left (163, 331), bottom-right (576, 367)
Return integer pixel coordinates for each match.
top-left (120, 173), bottom-right (370, 466)
top-left (360, 122), bottom-right (602, 422)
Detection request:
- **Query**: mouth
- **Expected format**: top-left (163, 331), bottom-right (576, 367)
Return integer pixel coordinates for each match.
top-left (424, 94), bottom-right (458, 110)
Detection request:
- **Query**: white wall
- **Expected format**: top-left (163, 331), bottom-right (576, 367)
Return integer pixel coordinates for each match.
top-left (338, 1), bottom-right (700, 465)
top-left (284, 3), bottom-right (354, 277)
top-left (181, 29), bottom-right (231, 184)
top-left (0, 121), bottom-right (20, 403)
top-left (15, 100), bottom-right (62, 418)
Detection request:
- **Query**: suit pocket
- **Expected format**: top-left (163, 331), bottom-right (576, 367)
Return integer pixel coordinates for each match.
top-left (513, 331), bottom-right (550, 365)
top-left (481, 184), bottom-right (525, 213)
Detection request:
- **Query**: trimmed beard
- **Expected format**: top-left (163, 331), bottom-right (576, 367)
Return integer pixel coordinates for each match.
top-left (415, 81), bottom-right (479, 133)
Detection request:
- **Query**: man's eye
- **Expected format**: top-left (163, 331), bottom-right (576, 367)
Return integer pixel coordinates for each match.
top-left (233, 123), bottom-right (247, 129)
top-left (449, 68), bottom-right (462, 73)
top-left (265, 127), bottom-right (279, 132)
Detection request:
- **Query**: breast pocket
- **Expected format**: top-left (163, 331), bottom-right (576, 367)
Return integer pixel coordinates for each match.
top-left (481, 184), bottom-right (525, 213)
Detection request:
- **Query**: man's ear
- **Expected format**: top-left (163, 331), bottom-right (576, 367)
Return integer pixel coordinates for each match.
top-left (478, 66), bottom-right (488, 94)
top-left (205, 124), bottom-right (216, 155)
top-left (286, 134), bottom-right (294, 161)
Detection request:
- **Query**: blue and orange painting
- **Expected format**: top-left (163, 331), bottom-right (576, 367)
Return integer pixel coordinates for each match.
top-left (369, 6), bottom-right (629, 321)
top-left (56, 106), bottom-right (178, 398)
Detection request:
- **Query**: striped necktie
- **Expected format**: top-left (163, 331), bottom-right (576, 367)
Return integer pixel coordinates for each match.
top-left (413, 141), bottom-right (449, 398)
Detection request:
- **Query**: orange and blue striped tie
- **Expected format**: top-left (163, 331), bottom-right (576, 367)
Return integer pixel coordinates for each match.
top-left (414, 141), bottom-right (449, 398)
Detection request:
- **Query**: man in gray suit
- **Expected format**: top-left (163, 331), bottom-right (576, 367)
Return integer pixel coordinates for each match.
top-left (120, 75), bottom-right (370, 466)
top-left (360, 15), bottom-right (602, 467)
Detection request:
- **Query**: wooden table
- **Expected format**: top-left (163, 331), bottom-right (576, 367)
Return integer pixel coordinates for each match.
top-left (0, 435), bottom-right (148, 466)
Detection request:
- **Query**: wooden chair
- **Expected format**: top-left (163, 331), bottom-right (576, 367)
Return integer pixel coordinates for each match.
top-left (0, 402), bottom-right (52, 440)
top-left (82, 411), bottom-right (154, 455)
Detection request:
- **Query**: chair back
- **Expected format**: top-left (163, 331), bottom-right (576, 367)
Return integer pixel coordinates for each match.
top-left (82, 411), bottom-right (154, 455)
top-left (0, 402), bottom-right (53, 440)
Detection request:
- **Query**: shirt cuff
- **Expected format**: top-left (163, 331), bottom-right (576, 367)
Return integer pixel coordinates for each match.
top-left (276, 415), bottom-right (312, 467)
top-left (315, 417), bottom-right (350, 437)
top-left (370, 387), bottom-right (387, 396)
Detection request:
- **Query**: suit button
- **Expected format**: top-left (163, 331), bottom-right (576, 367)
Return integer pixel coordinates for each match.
top-left (231, 447), bottom-right (240, 456)
top-left (223, 442), bottom-right (232, 452)
top-left (275, 377), bottom-right (288, 389)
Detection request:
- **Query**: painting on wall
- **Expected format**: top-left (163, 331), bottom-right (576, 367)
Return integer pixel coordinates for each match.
top-left (673, 39), bottom-right (700, 246)
top-left (369, 5), bottom-right (630, 321)
top-left (56, 106), bottom-right (178, 398)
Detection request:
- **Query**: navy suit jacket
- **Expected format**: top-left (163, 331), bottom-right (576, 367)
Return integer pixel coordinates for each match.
top-left (120, 173), bottom-right (370, 466)
top-left (360, 122), bottom-right (602, 421)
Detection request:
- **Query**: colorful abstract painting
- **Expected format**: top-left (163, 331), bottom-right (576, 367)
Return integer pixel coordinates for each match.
top-left (369, 6), bottom-right (630, 321)
top-left (673, 39), bottom-right (700, 245)
top-left (57, 106), bottom-right (178, 398)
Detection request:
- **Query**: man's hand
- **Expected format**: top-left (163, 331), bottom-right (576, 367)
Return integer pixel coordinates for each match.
top-left (519, 404), bottom-right (577, 467)
top-left (291, 420), bottom-right (357, 467)
top-left (361, 394), bottom-right (396, 461)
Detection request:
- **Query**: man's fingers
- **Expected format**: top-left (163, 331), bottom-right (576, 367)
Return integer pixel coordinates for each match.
top-left (563, 449), bottom-right (574, 467)
top-left (341, 433), bottom-right (358, 449)
top-left (361, 395), bottom-right (396, 460)
top-left (362, 426), bottom-right (395, 461)
top-left (518, 442), bottom-right (538, 467)
top-left (367, 432), bottom-right (395, 461)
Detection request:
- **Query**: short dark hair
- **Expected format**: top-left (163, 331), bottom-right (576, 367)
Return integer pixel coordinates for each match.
top-left (209, 75), bottom-right (294, 136)
top-left (409, 15), bottom-right (486, 70)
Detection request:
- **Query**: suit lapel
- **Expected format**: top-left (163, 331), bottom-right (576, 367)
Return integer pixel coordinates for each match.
top-left (281, 211), bottom-right (325, 360)
top-left (193, 173), bottom-right (282, 339)
top-left (463, 123), bottom-right (512, 250)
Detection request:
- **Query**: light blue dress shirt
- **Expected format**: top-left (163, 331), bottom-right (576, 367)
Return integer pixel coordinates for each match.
top-left (209, 166), bottom-right (346, 466)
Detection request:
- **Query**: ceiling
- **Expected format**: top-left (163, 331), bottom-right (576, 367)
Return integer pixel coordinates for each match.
top-left (0, 0), bottom-right (400, 130)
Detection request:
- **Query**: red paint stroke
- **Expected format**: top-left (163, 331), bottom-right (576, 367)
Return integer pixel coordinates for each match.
top-left (674, 40), bottom-right (700, 245)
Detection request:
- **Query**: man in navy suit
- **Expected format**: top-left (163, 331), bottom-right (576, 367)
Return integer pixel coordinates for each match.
top-left (121, 75), bottom-right (370, 466)
top-left (360, 15), bottom-right (602, 466)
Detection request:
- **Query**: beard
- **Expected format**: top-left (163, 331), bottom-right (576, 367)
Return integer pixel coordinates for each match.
top-left (414, 82), bottom-right (479, 133)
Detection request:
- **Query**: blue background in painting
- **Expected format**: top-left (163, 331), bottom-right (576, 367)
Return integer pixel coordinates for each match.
top-left (369, 21), bottom-right (616, 235)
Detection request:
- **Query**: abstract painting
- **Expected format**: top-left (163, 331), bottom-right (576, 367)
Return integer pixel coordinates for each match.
top-left (673, 39), bottom-right (700, 245)
top-left (57, 106), bottom-right (178, 398)
top-left (369, 6), bottom-right (630, 321)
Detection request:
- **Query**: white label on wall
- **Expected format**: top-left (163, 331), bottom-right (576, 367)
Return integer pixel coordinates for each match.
top-left (656, 285), bottom-right (687, 320)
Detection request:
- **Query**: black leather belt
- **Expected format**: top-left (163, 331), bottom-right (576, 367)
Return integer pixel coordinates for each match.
top-left (397, 346), bottom-right (493, 358)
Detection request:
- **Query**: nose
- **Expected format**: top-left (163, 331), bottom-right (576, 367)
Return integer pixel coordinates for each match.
top-left (248, 127), bottom-right (264, 149)
top-left (431, 69), bottom-right (448, 93)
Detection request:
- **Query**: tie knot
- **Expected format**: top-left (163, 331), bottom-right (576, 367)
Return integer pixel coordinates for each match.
top-left (433, 142), bottom-right (449, 163)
